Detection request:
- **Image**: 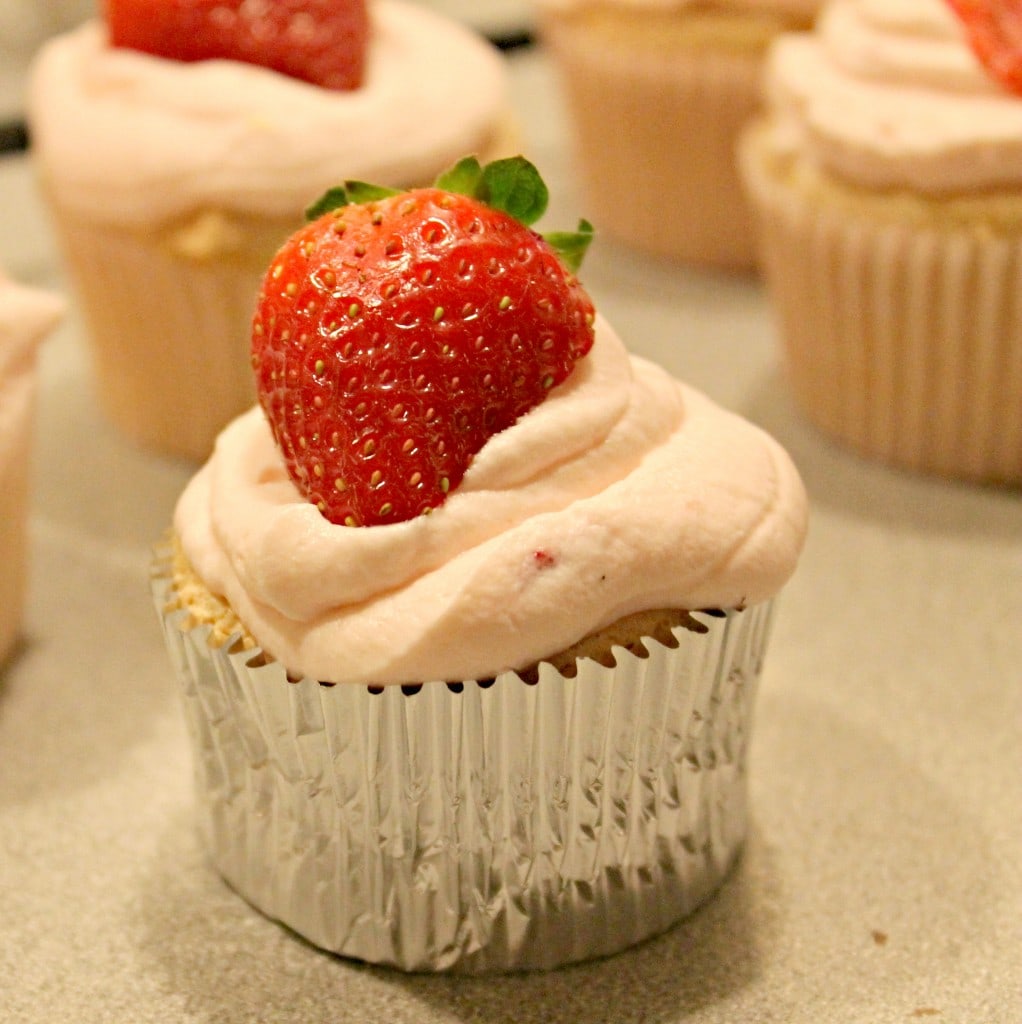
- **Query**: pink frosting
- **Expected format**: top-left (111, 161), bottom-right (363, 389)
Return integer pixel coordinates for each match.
top-left (764, 0), bottom-right (1022, 192)
top-left (175, 316), bottom-right (808, 685)
top-left (28, 0), bottom-right (508, 227)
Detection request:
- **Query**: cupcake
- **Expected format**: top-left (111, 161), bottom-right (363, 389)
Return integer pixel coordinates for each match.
top-left (537, 0), bottom-right (819, 269)
top-left (152, 157), bottom-right (808, 971)
top-left (28, 0), bottom-right (516, 461)
top-left (0, 272), bottom-right (62, 665)
top-left (740, 0), bottom-right (1022, 485)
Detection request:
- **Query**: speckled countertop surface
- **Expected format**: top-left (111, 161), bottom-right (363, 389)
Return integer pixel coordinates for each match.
top-left (1, 12), bottom-right (1020, 1024)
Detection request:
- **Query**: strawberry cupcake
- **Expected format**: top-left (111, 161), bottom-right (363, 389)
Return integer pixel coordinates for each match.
top-left (537, 0), bottom-right (820, 269)
top-left (28, 0), bottom-right (515, 461)
top-left (0, 273), bottom-right (62, 666)
top-left (740, 0), bottom-right (1022, 484)
top-left (152, 157), bottom-right (808, 972)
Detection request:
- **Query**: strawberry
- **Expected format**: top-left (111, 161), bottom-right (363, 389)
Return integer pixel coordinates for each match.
top-left (946, 0), bottom-right (1022, 96)
top-left (104, 0), bottom-right (369, 91)
top-left (251, 156), bottom-right (596, 527)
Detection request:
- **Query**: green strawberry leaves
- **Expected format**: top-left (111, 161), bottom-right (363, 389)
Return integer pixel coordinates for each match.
top-left (304, 155), bottom-right (594, 272)
top-left (344, 181), bottom-right (401, 205)
top-left (304, 181), bottom-right (399, 219)
top-left (475, 156), bottom-right (549, 226)
top-left (258, 176), bottom-right (598, 527)
top-left (305, 186), bottom-right (351, 220)
top-left (544, 219), bottom-right (594, 273)
top-left (434, 155), bottom-right (485, 199)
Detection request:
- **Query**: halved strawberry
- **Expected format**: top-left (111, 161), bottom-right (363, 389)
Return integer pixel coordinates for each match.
top-left (104, 0), bottom-right (369, 91)
top-left (946, 0), bottom-right (1022, 95)
top-left (251, 156), bottom-right (596, 527)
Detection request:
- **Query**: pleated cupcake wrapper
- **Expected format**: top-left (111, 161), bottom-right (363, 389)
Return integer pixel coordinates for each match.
top-left (45, 201), bottom-right (294, 462)
top-left (541, 18), bottom-right (764, 268)
top-left (152, 552), bottom-right (775, 972)
top-left (39, 114), bottom-right (523, 463)
top-left (742, 137), bottom-right (1022, 485)
top-left (0, 375), bottom-right (38, 663)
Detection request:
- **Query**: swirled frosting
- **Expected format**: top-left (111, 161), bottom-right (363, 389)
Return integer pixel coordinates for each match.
top-left (28, 0), bottom-right (508, 227)
top-left (175, 316), bottom-right (807, 686)
top-left (764, 0), bottom-right (1022, 192)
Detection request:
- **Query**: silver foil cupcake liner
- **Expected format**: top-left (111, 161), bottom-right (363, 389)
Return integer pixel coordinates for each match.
top-left (152, 553), bottom-right (775, 972)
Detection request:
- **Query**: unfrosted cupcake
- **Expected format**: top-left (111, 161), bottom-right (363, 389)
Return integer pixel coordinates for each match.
top-left (537, 0), bottom-right (819, 269)
top-left (0, 273), bottom-right (62, 665)
top-left (152, 158), bottom-right (808, 971)
top-left (740, 0), bottom-right (1022, 484)
top-left (28, 0), bottom-right (515, 461)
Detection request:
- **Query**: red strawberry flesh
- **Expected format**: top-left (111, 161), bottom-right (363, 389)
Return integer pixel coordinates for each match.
top-left (252, 188), bottom-right (596, 527)
top-left (946, 0), bottom-right (1022, 96)
top-left (104, 0), bottom-right (369, 91)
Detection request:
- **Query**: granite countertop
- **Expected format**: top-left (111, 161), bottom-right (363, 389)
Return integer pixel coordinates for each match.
top-left (1, 26), bottom-right (1020, 1024)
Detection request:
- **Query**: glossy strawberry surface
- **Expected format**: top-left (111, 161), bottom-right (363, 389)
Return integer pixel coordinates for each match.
top-left (105, 0), bottom-right (369, 90)
top-left (252, 187), bottom-right (596, 527)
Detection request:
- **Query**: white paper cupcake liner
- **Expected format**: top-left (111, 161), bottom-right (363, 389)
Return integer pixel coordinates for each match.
top-left (152, 551), bottom-right (776, 972)
top-left (0, 285), bottom-right (60, 664)
top-left (39, 112), bottom-right (523, 464)
top-left (542, 18), bottom-right (765, 269)
top-left (741, 133), bottom-right (1022, 485)
top-left (45, 203), bottom-right (291, 462)
top-left (0, 380), bottom-right (36, 663)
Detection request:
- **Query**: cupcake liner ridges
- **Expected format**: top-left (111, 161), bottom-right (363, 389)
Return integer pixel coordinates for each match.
top-left (542, 18), bottom-right (764, 269)
top-left (152, 551), bottom-right (776, 972)
top-left (47, 203), bottom-right (292, 461)
top-left (0, 286), bottom-right (57, 664)
top-left (742, 134), bottom-right (1022, 485)
top-left (0, 381), bottom-right (37, 663)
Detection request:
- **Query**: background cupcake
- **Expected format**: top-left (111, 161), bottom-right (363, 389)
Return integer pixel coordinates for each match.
top-left (740, 0), bottom-right (1022, 485)
top-left (153, 161), bottom-right (808, 971)
top-left (28, 0), bottom-right (516, 461)
top-left (537, 0), bottom-right (819, 269)
top-left (0, 271), bottom-right (62, 665)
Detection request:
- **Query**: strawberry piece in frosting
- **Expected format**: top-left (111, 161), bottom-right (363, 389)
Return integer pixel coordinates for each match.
top-left (946, 0), bottom-right (1022, 96)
